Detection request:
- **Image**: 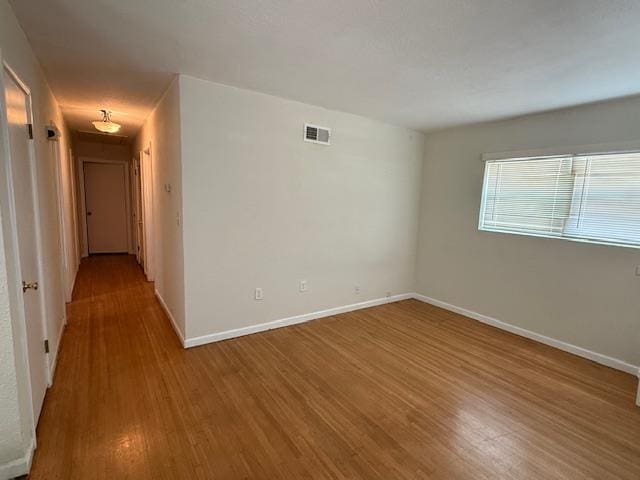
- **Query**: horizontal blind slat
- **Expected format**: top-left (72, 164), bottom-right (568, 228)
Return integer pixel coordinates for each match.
top-left (480, 151), bottom-right (640, 248)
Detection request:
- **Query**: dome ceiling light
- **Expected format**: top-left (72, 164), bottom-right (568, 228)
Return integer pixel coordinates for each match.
top-left (92, 109), bottom-right (121, 134)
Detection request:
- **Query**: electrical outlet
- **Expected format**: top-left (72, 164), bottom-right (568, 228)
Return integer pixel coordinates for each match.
top-left (299, 280), bottom-right (308, 292)
top-left (354, 285), bottom-right (360, 295)
top-left (386, 291), bottom-right (391, 298)
top-left (254, 288), bottom-right (263, 300)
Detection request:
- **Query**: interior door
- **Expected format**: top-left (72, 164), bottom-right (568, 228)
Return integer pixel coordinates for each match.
top-left (84, 162), bottom-right (128, 253)
top-left (4, 66), bottom-right (48, 421)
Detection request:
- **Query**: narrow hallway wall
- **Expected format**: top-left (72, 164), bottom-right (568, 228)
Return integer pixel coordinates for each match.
top-left (0, 0), bottom-right (78, 474)
top-left (133, 78), bottom-right (185, 339)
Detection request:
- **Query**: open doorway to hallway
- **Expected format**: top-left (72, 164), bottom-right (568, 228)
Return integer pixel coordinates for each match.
top-left (73, 132), bottom-right (150, 273)
top-left (74, 133), bottom-right (132, 257)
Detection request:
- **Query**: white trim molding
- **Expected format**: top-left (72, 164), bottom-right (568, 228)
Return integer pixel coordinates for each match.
top-left (184, 294), bottom-right (413, 348)
top-left (0, 438), bottom-right (35, 479)
top-left (155, 289), bottom-right (185, 347)
top-left (155, 288), bottom-right (638, 387)
top-left (412, 294), bottom-right (639, 375)
top-left (48, 315), bottom-right (67, 384)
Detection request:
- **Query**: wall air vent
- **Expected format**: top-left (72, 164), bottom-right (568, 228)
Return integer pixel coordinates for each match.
top-left (304, 123), bottom-right (331, 145)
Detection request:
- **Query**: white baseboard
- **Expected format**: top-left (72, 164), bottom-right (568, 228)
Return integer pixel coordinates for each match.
top-left (160, 287), bottom-right (638, 379)
top-left (184, 293), bottom-right (414, 348)
top-left (0, 438), bottom-right (35, 479)
top-left (48, 316), bottom-right (66, 385)
top-left (154, 289), bottom-right (185, 347)
top-left (412, 293), bottom-right (639, 376)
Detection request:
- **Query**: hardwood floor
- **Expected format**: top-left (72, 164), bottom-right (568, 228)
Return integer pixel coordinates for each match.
top-left (29, 255), bottom-right (640, 479)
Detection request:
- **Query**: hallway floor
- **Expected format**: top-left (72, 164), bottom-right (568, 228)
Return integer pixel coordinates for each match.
top-left (29, 255), bottom-right (640, 479)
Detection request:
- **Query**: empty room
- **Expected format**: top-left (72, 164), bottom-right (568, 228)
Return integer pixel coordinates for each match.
top-left (0, 1), bottom-right (639, 479)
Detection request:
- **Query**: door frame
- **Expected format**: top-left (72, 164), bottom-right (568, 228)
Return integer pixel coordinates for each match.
top-left (77, 157), bottom-right (133, 257)
top-left (140, 144), bottom-right (155, 281)
top-left (131, 155), bottom-right (143, 265)
top-left (69, 148), bottom-right (81, 277)
top-left (50, 122), bottom-right (74, 304)
top-left (0, 57), bottom-right (50, 436)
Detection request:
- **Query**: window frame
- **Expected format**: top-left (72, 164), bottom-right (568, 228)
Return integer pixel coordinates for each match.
top-left (478, 142), bottom-right (640, 250)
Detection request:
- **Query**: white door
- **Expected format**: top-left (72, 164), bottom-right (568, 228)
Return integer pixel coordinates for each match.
top-left (84, 162), bottom-right (128, 253)
top-left (3, 66), bottom-right (48, 421)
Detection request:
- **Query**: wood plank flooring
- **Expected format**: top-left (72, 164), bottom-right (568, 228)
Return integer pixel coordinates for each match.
top-left (29, 254), bottom-right (640, 479)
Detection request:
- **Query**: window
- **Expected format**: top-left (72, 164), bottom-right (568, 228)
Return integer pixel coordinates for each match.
top-left (479, 151), bottom-right (640, 248)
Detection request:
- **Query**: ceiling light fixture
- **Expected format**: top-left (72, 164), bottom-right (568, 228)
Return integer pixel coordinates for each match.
top-left (92, 109), bottom-right (121, 133)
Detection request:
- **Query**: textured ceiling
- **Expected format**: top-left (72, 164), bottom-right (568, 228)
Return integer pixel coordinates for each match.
top-left (9, 0), bottom-right (640, 135)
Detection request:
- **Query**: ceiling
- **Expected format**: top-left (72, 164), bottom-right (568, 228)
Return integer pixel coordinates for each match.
top-left (9, 0), bottom-right (640, 135)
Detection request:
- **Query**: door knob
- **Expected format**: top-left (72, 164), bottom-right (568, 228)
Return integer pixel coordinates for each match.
top-left (22, 281), bottom-right (38, 292)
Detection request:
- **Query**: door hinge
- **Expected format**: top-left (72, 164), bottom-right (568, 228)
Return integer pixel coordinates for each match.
top-left (44, 339), bottom-right (50, 354)
top-left (27, 123), bottom-right (33, 139)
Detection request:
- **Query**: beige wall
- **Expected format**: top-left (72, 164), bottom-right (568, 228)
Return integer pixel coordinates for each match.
top-left (0, 0), bottom-right (75, 473)
top-left (179, 75), bottom-right (424, 340)
top-left (417, 95), bottom-right (640, 368)
top-left (133, 78), bottom-right (185, 336)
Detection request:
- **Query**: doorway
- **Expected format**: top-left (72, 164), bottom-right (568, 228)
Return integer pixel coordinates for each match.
top-left (2, 63), bottom-right (49, 422)
top-left (81, 160), bottom-right (130, 254)
top-left (133, 156), bottom-right (144, 267)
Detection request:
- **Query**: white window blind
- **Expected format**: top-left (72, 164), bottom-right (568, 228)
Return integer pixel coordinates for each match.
top-left (479, 151), bottom-right (640, 248)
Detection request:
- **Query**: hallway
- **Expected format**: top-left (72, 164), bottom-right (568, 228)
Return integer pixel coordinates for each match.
top-left (29, 255), bottom-right (185, 478)
top-left (28, 256), bottom-right (640, 479)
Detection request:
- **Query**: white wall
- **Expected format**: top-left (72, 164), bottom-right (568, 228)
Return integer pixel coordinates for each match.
top-left (0, 0), bottom-right (75, 473)
top-left (417, 95), bottom-right (640, 368)
top-left (0, 12), bottom-right (70, 378)
top-left (133, 78), bottom-right (185, 336)
top-left (179, 75), bottom-right (424, 340)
